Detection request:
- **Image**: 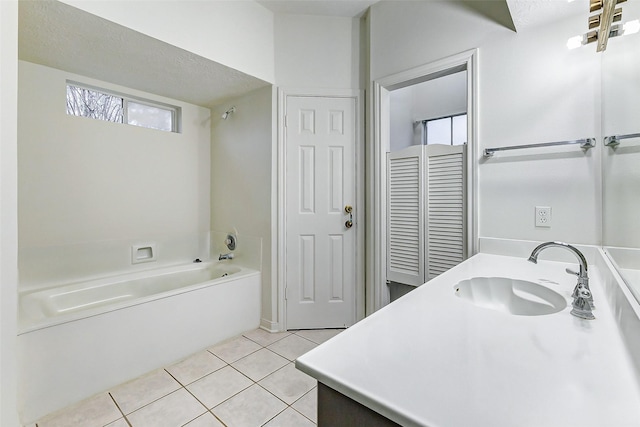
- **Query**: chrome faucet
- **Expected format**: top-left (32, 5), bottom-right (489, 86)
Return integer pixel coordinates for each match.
top-left (527, 241), bottom-right (595, 320)
top-left (218, 252), bottom-right (234, 261)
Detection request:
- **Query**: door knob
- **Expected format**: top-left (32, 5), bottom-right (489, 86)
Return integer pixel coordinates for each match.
top-left (344, 205), bottom-right (353, 229)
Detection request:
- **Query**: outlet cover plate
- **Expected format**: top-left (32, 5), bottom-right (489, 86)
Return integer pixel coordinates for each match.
top-left (535, 206), bottom-right (551, 228)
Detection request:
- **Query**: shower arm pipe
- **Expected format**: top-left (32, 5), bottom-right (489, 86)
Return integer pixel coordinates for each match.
top-left (604, 132), bottom-right (640, 147)
top-left (221, 106), bottom-right (236, 119)
top-left (483, 138), bottom-right (596, 158)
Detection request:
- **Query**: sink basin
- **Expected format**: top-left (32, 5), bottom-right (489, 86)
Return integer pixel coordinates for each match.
top-left (454, 277), bottom-right (567, 316)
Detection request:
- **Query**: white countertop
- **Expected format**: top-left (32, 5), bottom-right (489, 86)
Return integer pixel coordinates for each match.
top-left (296, 253), bottom-right (640, 427)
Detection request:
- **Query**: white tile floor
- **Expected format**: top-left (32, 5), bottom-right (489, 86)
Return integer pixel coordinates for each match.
top-left (31, 328), bottom-right (344, 427)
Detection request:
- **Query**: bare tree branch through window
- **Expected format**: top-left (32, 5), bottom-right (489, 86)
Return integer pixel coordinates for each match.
top-left (65, 82), bottom-right (178, 132)
top-left (66, 85), bottom-right (124, 123)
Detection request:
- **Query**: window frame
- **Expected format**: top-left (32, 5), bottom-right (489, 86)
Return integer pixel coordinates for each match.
top-left (421, 112), bottom-right (467, 146)
top-left (66, 80), bottom-right (182, 133)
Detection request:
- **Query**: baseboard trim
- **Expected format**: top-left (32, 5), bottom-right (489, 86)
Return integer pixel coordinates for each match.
top-left (260, 318), bottom-right (281, 333)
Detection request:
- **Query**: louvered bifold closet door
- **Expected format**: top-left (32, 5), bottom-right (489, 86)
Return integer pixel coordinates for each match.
top-left (426, 144), bottom-right (467, 280)
top-left (386, 145), bottom-right (425, 286)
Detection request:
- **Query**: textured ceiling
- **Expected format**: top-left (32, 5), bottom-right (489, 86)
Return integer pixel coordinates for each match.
top-left (19, 0), bottom-right (270, 108)
top-left (257, 0), bottom-right (587, 32)
top-left (257, 0), bottom-right (379, 17)
top-left (506, 0), bottom-right (588, 31)
top-left (18, 0), bottom-right (588, 111)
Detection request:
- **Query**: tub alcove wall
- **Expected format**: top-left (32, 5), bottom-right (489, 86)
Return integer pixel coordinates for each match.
top-left (210, 85), bottom-right (276, 332)
top-left (16, 1), bottom-right (274, 423)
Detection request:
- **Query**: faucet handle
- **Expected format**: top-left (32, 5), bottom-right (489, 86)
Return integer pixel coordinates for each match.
top-left (571, 284), bottom-right (595, 320)
top-left (575, 284), bottom-right (591, 299)
top-left (565, 267), bottom-right (579, 277)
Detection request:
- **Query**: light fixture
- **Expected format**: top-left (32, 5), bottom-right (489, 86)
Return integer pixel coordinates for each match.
top-left (596, 0), bottom-right (620, 51)
top-left (589, 0), bottom-right (627, 51)
top-left (568, 0), bottom-right (637, 51)
top-left (567, 35), bottom-right (585, 49)
top-left (623, 19), bottom-right (640, 35)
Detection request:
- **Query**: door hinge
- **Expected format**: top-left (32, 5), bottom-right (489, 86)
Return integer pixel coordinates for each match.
top-left (284, 115), bottom-right (288, 128)
top-left (284, 287), bottom-right (288, 300)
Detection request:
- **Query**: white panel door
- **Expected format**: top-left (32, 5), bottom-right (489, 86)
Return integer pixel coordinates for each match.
top-left (285, 96), bottom-right (357, 329)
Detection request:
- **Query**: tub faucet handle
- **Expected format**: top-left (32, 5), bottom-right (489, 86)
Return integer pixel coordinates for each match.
top-left (225, 234), bottom-right (237, 250)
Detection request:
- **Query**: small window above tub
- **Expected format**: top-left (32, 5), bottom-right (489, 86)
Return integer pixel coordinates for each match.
top-left (66, 81), bottom-right (181, 133)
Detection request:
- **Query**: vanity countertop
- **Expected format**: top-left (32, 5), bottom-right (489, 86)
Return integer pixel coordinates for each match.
top-left (296, 253), bottom-right (640, 427)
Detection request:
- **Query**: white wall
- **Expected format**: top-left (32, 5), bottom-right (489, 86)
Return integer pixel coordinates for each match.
top-left (411, 71), bottom-right (467, 121)
top-left (60, 0), bottom-right (275, 84)
top-left (602, 0), bottom-right (640, 249)
top-left (370, 1), bottom-right (601, 246)
top-left (389, 86), bottom-right (414, 151)
top-left (0, 2), bottom-right (19, 426)
top-left (271, 13), bottom-right (363, 328)
top-left (18, 62), bottom-right (212, 289)
top-left (210, 86), bottom-right (275, 329)
top-left (390, 71), bottom-right (467, 151)
top-left (478, 17), bottom-right (600, 245)
top-left (370, 1), bottom-right (510, 81)
top-left (274, 14), bottom-right (361, 89)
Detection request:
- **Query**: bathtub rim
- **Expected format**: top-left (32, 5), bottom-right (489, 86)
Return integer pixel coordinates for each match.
top-left (18, 261), bottom-right (260, 335)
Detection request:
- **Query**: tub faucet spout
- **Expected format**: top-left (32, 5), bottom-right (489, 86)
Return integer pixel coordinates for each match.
top-left (219, 253), bottom-right (234, 261)
top-left (527, 241), bottom-right (594, 320)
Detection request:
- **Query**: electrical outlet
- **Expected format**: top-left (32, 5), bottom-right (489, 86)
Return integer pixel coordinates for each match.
top-left (535, 206), bottom-right (551, 228)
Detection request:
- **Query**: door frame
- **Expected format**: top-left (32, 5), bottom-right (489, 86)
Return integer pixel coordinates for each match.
top-left (369, 49), bottom-right (479, 313)
top-left (277, 88), bottom-right (365, 331)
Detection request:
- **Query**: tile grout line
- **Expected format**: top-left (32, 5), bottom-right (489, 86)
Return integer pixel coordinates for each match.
top-left (255, 381), bottom-right (289, 406)
top-left (292, 330), bottom-right (332, 346)
top-left (108, 392), bottom-right (132, 427)
top-left (180, 361), bottom-right (268, 423)
top-left (253, 374), bottom-right (318, 424)
top-left (242, 331), bottom-right (292, 348)
top-left (163, 369), bottom-right (220, 427)
top-left (259, 405), bottom-right (285, 427)
top-left (256, 359), bottom-right (299, 383)
top-left (33, 329), bottom-right (334, 426)
top-left (198, 332), bottom-right (318, 426)
top-left (206, 334), bottom-right (316, 426)
top-left (206, 343), bottom-right (263, 364)
top-left (290, 387), bottom-right (318, 424)
top-left (210, 412), bottom-right (230, 427)
top-left (168, 345), bottom-right (264, 416)
top-left (231, 346), bottom-right (287, 366)
top-left (110, 380), bottom-right (182, 422)
top-left (255, 332), bottom-right (320, 424)
top-left (290, 404), bottom-right (316, 424)
top-left (253, 383), bottom-right (318, 426)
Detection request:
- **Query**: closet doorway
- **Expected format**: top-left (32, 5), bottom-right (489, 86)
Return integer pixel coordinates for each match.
top-left (369, 50), bottom-right (478, 311)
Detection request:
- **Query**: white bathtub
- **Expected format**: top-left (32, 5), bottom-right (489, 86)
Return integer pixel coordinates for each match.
top-left (19, 261), bottom-right (250, 331)
top-left (17, 261), bottom-right (261, 424)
